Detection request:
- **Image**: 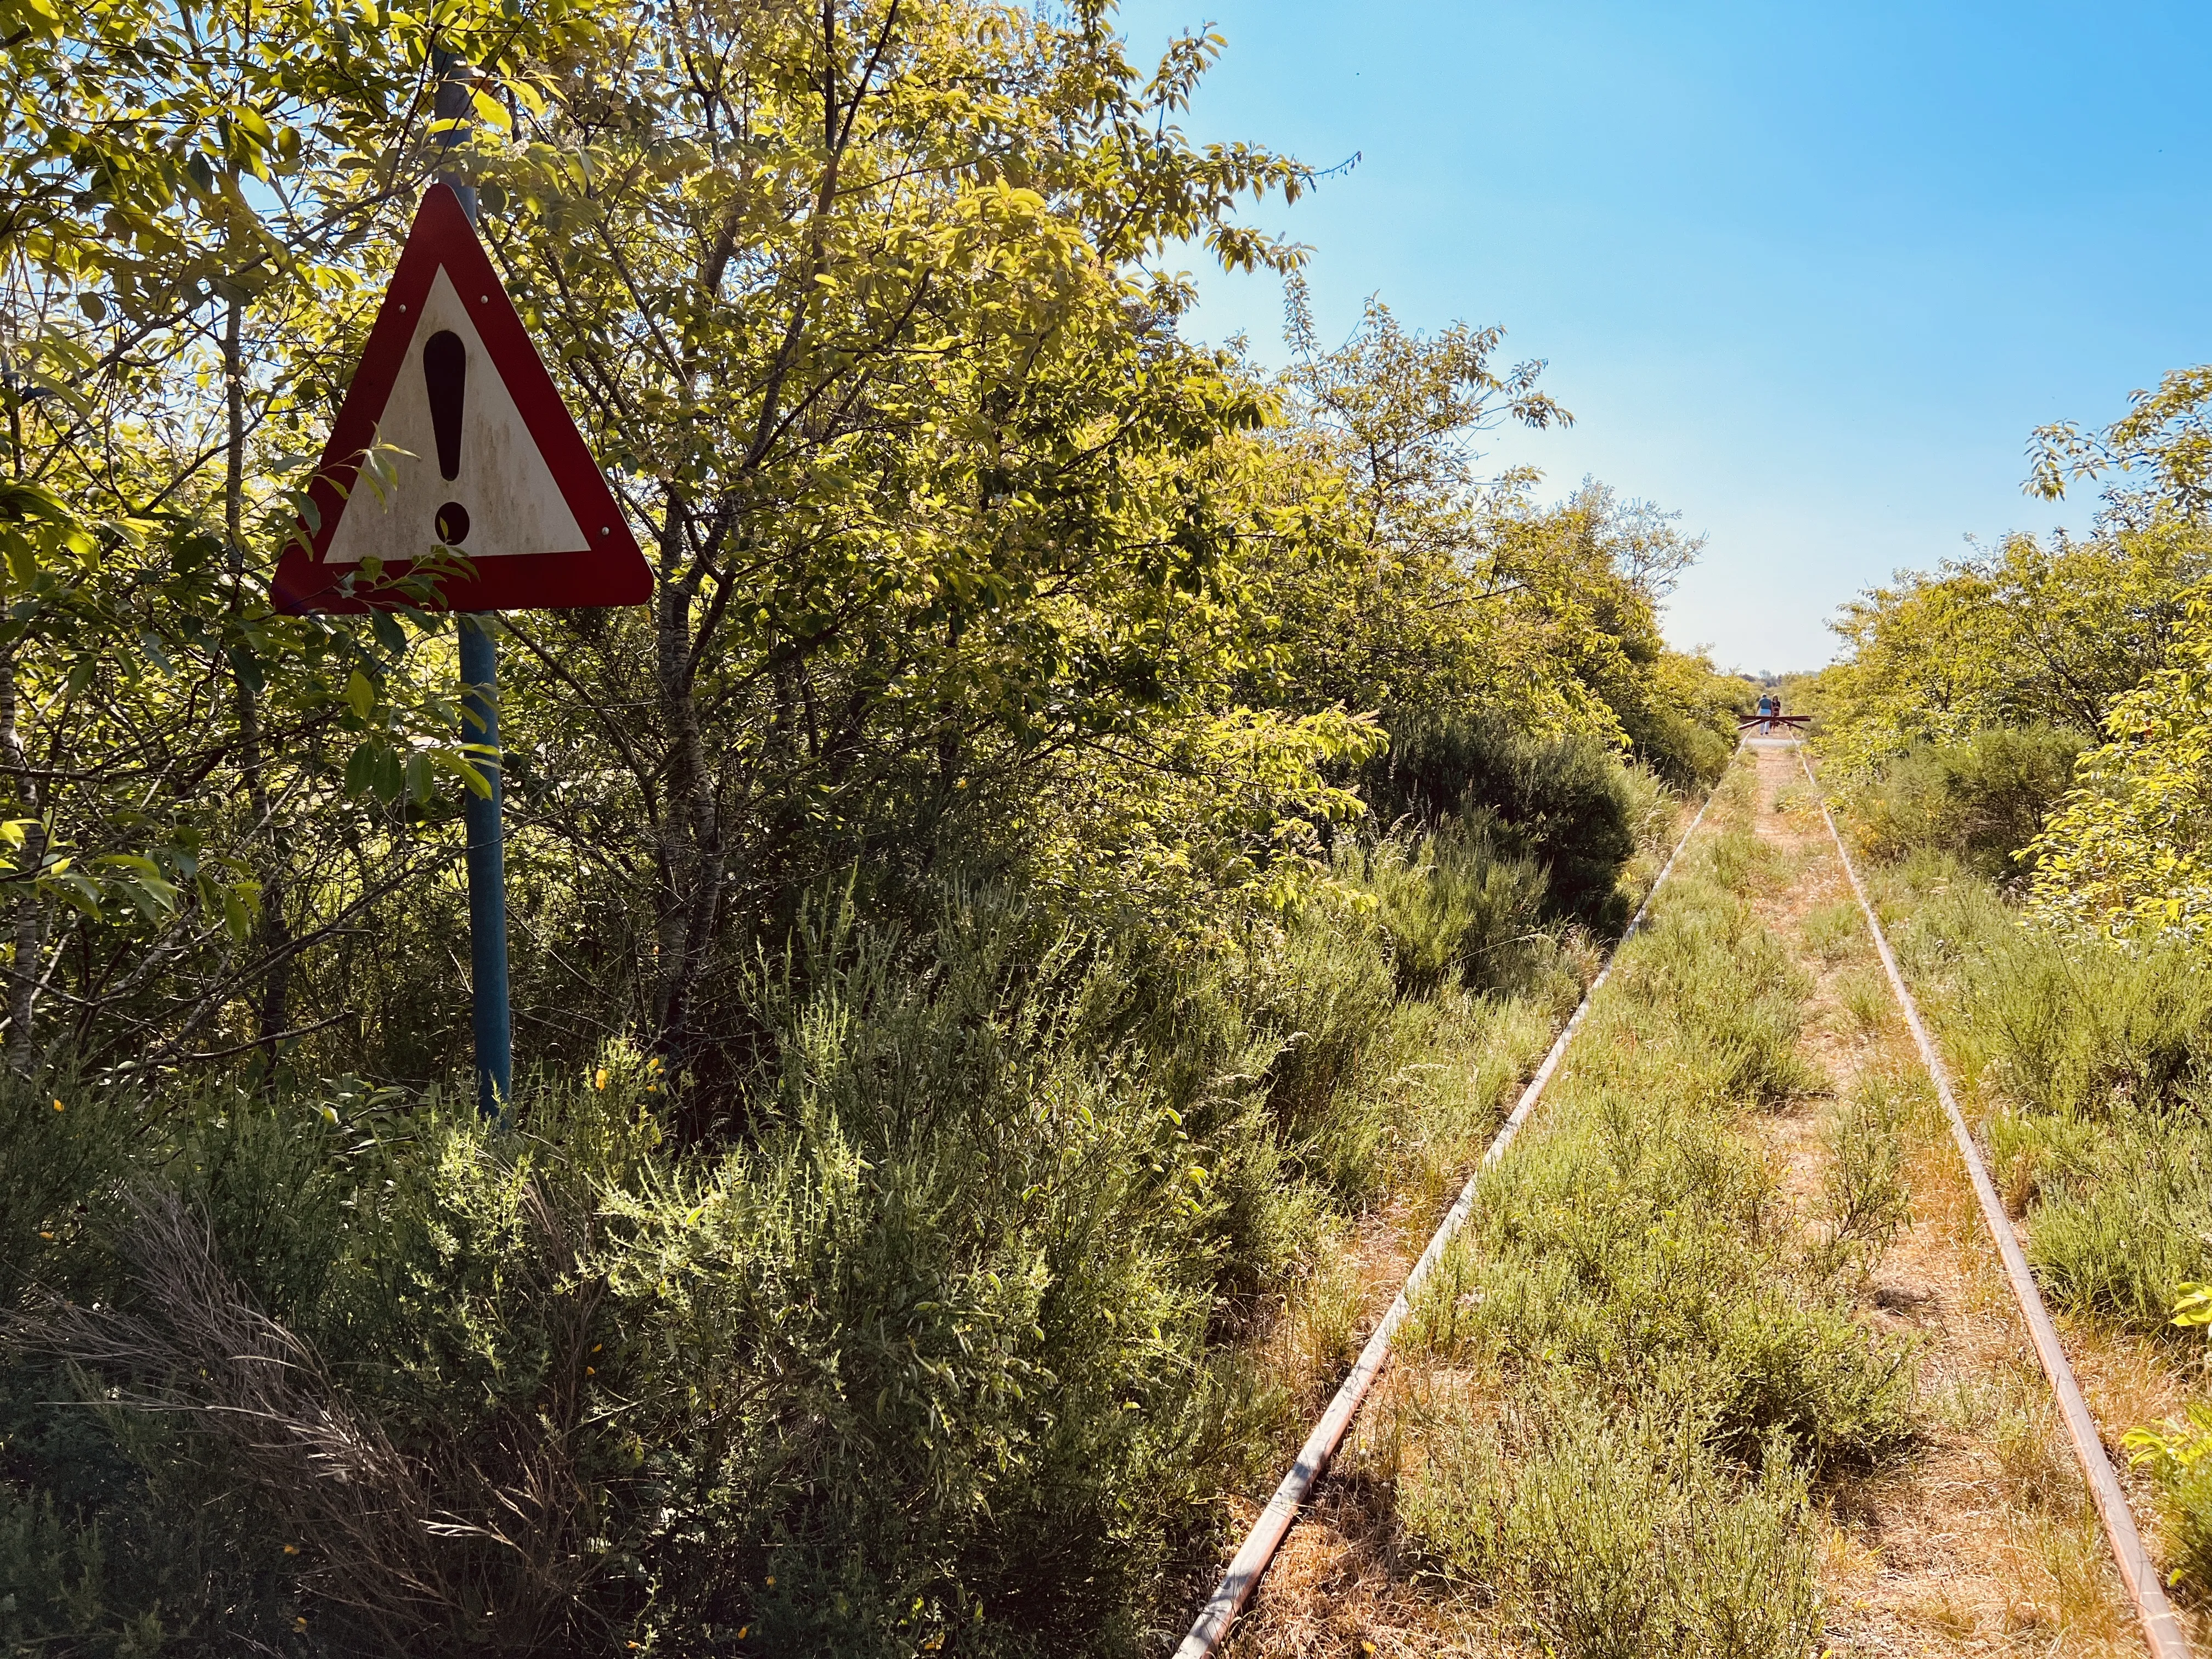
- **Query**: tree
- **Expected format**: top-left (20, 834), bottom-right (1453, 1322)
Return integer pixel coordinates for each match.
top-left (1227, 292), bottom-right (1730, 778)
top-left (1813, 524), bottom-right (2210, 776)
top-left (2029, 584), bottom-right (2212, 941)
top-left (0, 0), bottom-right (622, 1070)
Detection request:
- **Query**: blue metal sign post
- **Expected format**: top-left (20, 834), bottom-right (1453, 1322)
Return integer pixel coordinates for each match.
top-left (458, 614), bottom-right (511, 1117)
top-left (435, 63), bottom-right (510, 1119)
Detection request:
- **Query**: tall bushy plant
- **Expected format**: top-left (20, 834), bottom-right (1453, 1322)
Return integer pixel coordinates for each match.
top-left (5, 871), bottom-right (1521, 1656)
top-left (1362, 713), bottom-right (1638, 932)
top-left (1846, 725), bottom-right (2084, 879)
top-left (1346, 820), bottom-right (1550, 998)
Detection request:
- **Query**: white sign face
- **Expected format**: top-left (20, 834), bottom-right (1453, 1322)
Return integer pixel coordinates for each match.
top-left (321, 266), bottom-right (586, 565)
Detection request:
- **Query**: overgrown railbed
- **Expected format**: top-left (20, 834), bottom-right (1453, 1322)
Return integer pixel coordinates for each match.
top-left (1381, 761), bottom-right (1918, 1655)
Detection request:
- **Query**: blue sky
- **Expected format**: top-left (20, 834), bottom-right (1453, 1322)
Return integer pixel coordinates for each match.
top-left (1113, 1), bottom-right (2212, 672)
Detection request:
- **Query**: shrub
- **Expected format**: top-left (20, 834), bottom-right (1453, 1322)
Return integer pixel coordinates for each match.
top-left (9, 873), bottom-right (1561, 1657)
top-left (1399, 1395), bottom-right (1820, 1659)
top-left (2018, 1115), bottom-right (2212, 1330)
top-left (1362, 713), bottom-right (1638, 932)
top-left (1345, 819), bottom-right (1553, 998)
top-left (2125, 1395), bottom-right (2212, 1592)
top-left (1955, 932), bottom-right (2212, 1119)
top-left (1849, 725), bottom-right (2086, 879)
top-left (1813, 1075), bottom-right (1915, 1275)
top-left (1621, 702), bottom-right (1736, 793)
top-left (1246, 902), bottom-right (1405, 1206)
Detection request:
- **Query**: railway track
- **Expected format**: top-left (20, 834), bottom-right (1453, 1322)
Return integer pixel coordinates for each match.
top-left (1175, 738), bottom-right (2195, 1659)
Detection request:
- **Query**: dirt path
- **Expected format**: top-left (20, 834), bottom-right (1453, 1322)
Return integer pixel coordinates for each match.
top-left (1204, 747), bottom-right (2170, 1658)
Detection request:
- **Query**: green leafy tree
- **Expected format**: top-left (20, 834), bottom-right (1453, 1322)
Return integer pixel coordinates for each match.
top-left (1813, 524), bottom-right (2209, 776)
top-left (2028, 584), bottom-right (2212, 939)
top-left (427, 2), bottom-right (1381, 1081)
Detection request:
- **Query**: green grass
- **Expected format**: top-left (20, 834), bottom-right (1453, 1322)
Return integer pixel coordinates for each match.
top-left (1389, 763), bottom-right (1916, 1655)
top-left (1865, 847), bottom-right (2212, 1589)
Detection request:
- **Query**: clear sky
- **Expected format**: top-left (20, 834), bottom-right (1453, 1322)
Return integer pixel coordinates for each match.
top-left (1112, 1), bottom-right (2212, 673)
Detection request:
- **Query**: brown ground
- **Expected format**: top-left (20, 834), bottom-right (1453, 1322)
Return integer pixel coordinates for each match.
top-left (1194, 744), bottom-right (2195, 1659)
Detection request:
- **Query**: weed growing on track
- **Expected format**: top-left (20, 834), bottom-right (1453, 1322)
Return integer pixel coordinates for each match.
top-left (1814, 1075), bottom-right (1916, 1279)
top-left (1389, 768), bottom-right (1917, 1655)
top-left (1398, 1394), bottom-right (1819, 1659)
top-left (1801, 898), bottom-right (1866, 965)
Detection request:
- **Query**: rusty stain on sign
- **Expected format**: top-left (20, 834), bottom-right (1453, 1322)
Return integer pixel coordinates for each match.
top-left (323, 266), bottom-right (585, 567)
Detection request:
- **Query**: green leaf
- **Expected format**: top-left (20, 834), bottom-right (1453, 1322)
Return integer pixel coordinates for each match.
top-left (344, 740), bottom-right (380, 797)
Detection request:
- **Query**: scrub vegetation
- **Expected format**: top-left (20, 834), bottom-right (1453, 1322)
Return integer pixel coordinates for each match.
top-left (0, 2), bottom-right (1750, 1654)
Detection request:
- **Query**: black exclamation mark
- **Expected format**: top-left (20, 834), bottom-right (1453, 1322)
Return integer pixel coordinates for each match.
top-left (424, 330), bottom-right (470, 545)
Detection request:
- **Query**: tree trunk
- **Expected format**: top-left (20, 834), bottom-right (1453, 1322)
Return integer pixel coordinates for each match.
top-left (1, 636), bottom-right (47, 1073)
top-left (225, 297), bottom-right (289, 1061)
top-left (651, 490), bottom-right (724, 1053)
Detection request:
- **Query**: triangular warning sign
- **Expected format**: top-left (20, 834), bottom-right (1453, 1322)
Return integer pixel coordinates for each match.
top-left (272, 184), bottom-right (651, 614)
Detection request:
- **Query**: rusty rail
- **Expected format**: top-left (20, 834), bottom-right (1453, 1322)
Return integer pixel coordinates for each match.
top-left (1171, 761), bottom-right (1729, 1659)
top-left (1802, 746), bottom-right (2192, 1659)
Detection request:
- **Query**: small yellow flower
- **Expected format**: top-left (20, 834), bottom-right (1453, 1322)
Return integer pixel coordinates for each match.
top-left (765, 1575), bottom-right (775, 1588)
top-left (295, 1617), bottom-right (308, 1630)
top-left (50, 1098), bottom-right (63, 1112)
top-left (594, 1067), bottom-right (609, 1090)
top-left (284, 1544), bottom-right (298, 1555)
top-left (39, 1231), bottom-right (53, 1240)
top-left (585, 1365), bottom-right (596, 1376)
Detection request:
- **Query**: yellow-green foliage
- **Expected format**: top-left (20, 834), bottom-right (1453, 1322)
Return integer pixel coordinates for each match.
top-left (1812, 525), bottom-right (2208, 777)
top-left (2030, 585), bottom-right (2212, 941)
top-left (0, 3), bottom-right (1754, 1652)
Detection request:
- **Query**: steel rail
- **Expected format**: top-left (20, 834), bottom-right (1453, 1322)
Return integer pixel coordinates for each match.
top-left (1802, 745), bottom-right (2192, 1659)
top-left (1171, 754), bottom-right (1733, 1659)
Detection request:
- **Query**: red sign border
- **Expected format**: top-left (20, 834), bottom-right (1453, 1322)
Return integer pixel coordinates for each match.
top-left (271, 184), bottom-right (651, 614)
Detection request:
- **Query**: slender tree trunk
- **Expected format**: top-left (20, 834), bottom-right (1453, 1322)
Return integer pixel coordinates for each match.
top-left (224, 297), bottom-right (288, 1059)
top-left (1, 636), bottom-right (47, 1074)
top-left (2, 330), bottom-right (46, 1070)
top-left (651, 490), bottom-right (724, 1050)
